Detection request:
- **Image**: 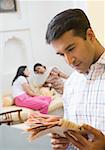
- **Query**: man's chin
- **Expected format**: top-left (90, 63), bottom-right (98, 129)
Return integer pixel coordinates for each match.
top-left (72, 66), bottom-right (88, 74)
top-left (76, 69), bottom-right (88, 74)
top-left (77, 70), bottom-right (84, 74)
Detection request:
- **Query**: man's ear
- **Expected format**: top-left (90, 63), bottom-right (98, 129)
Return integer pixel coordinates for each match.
top-left (86, 28), bottom-right (95, 41)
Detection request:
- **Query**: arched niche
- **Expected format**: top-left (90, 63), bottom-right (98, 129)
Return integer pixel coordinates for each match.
top-left (1, 37), bottom-right (28, 95)
top-left (3, 37), bottom-right (27, 74)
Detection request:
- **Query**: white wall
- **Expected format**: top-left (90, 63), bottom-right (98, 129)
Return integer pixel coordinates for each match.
top-left (87, 0), bottom-right (104, 46)
top-left (0, 0), bottom-right (35, 95)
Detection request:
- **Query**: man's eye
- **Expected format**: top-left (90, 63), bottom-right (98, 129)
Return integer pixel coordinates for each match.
top-left (58, 53), bottom-right (64, 57)
top-left (57, 53), bottom-right (64, 57)
top-left (68, 47), bottom-right (75, 52)
top-left (60, 53), bottom-right (64, 56)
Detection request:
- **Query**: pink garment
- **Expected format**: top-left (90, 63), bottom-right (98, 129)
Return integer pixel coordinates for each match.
top-left (14, 93), bottom-right (52, 114)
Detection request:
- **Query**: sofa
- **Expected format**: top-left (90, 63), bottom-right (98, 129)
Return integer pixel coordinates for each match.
top-left (1, 89), bottom-right (64, 124)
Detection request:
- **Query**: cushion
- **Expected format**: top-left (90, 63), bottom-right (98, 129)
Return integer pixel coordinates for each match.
top-left (2, 96), bottom-right (14, 107)
top-left (48, 93), bottom-right (63, 112)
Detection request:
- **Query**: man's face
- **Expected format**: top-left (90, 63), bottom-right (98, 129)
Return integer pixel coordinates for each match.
top-left (51, 29), bottom-right (96, 74)
top-left (35, 66), bottom-right (46, 74)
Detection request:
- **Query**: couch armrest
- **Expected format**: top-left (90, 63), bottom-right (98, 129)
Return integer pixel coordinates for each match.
top-left (0, 119), bottom-right (13, 125)
top-left (0, 109), bottom-right (23, 125)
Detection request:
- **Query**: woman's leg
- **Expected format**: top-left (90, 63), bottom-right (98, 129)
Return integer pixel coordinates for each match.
top-left (36, 96), bottom-right (52, 104)
top-left (14, 94), bottom-right (52, 114)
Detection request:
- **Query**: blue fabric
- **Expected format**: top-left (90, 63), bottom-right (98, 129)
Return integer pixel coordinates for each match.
top-left (66, 145), bottom-right (77, 150)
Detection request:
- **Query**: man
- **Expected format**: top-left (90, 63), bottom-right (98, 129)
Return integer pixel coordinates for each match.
top-left (45, 9), bottom-right (105, 150)
top-left (33, 63), bottom-right (68, 94)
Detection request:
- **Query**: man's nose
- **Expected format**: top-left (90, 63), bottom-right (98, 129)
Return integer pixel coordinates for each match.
top-left (64, 53), bottom-right (75, 65)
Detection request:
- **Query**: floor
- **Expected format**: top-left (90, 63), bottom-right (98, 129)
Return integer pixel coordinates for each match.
top-left (0, 125), bottom-right (51, 150)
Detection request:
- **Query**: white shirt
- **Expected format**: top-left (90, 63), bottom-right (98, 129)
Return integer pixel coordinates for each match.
top-left (12, 76), bottom-right (27, 98)
top-left (29, 67), bottom-right (55, 88)
top-left (63, 52), bottom-right (105, 134)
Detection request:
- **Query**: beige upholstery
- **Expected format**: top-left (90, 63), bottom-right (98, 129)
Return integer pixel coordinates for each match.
top-left (2, 91), bottom-right (63, 124)
top-left (48, 96), bottom-right (63, 112)
top-left (2, 106), bottom-right (36, 123)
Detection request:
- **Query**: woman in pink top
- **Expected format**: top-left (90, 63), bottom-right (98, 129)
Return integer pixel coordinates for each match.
top-left (12, 66), bottom-right (52, 114)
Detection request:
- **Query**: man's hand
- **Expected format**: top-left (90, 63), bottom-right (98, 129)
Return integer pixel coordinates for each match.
top-left (64, 124), bottom-right (105, 150)
top-left (51, 133), bottom-right (69, 150)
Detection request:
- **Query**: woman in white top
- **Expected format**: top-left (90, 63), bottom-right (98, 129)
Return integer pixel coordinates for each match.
top-left (12, 66), bottom-right (52, 114)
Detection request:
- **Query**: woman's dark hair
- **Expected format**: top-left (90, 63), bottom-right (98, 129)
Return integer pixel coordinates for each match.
top-left (12, 65), bottom-right (27, 85)
top-left (46, 8), bottom-right (91, 44)
top-left (33, 63), bottom-right (46, 72)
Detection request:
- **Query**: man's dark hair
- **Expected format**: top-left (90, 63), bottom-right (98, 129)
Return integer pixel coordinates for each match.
top-left (33, 63), bottom-right (46, 72)
top-left (46, 8), bottom-right (91, 44)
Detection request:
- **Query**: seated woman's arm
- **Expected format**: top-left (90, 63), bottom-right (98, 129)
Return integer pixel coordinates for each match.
top-left (22, 83), bottom-right (36, 96)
